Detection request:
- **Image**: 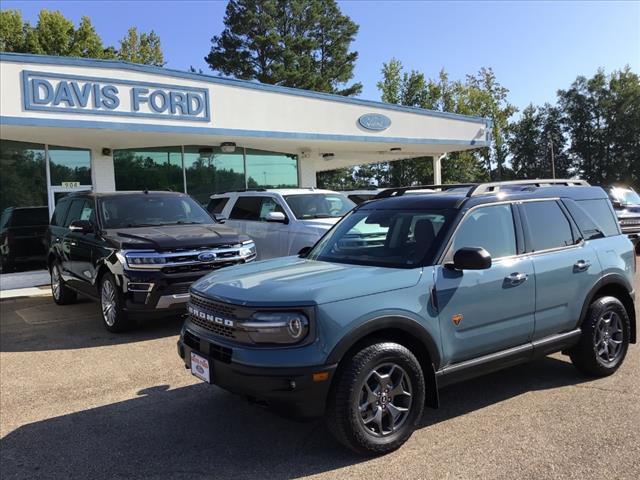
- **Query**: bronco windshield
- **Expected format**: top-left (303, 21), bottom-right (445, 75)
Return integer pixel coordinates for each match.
top-left (99, 194), bottom-right (214, 229)
top-left (307, 208), bottom-right (455, 268)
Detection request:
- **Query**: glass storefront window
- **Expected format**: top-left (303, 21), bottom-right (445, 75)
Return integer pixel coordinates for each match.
top-left (113, 147), bottom-right (183, 192)
top-left (184, 146), bottom-right (245, 203)
top-left (48, 145), bottom-right (92, 186)
top-left (0, 140), bottom-right (48, 211)
top-left (0, 140), bottom-right (49, 272)
top-left (245, 148), bottom-right (298, 189)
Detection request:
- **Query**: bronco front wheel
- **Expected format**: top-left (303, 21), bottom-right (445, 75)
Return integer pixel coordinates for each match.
top-left (325, 342), bottom-right (425, 455)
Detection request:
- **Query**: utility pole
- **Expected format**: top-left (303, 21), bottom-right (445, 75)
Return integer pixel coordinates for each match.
top-left (549, 133), bottom-right (556, 179)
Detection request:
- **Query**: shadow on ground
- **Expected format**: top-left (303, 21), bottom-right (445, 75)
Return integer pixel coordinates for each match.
top-left (0, 355), bottom-right (591, 480)
top-left (0, 295), bottom-right (184, 352)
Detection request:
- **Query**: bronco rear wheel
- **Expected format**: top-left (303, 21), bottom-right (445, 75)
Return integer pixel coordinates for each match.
top-left (326, 342), bottom-right (425, 455)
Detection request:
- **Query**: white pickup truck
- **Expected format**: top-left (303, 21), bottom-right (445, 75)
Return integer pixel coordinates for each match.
top-left (206, 188), bottom-right (356, 259)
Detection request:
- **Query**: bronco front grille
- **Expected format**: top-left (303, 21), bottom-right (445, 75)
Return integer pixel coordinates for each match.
top-left (189, 294), bottom-right (237, 317)
top-left (188, 294), bottom-right (238, 339)
top-left (189, 315), bottom-right (236, 339)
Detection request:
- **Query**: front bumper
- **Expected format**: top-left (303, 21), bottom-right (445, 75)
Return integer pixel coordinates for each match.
top-left (121, 269), bottom-right (205, 314)
top-left (177, 328), bottom-right (336, 419)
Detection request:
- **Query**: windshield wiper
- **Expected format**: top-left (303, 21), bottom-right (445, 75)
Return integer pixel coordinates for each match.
top-left (164, 221), bottom-right (205, 225)
top-left (123, 223), bottom-right (162, 228)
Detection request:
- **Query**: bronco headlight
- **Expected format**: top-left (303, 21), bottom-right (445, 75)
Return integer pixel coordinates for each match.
top-left (241, 312), bottom-right (309, 344)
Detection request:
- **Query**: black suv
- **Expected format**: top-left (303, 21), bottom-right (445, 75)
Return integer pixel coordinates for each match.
top-left (0, 206), bottom-right (49, 272)
top-left (47, 191), bottom-right (256, 331)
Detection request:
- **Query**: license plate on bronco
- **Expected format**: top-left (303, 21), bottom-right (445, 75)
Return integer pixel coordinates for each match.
top-left (190, 352), bottom-right (210, 383)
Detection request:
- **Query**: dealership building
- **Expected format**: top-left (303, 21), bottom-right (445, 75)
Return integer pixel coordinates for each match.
top-left (0, 52), bottom-right (490, 219)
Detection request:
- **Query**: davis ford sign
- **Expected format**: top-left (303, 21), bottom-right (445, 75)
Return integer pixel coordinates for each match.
top-left (21, 70), bottom-right (210, 122)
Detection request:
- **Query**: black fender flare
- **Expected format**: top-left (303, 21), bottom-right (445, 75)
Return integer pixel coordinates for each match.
top-left (326, 315), bottom-right (441, 408)
top-left (326, 315), bottom-right (441, 370)
top-left (577, 273), bottom-right (636, 343)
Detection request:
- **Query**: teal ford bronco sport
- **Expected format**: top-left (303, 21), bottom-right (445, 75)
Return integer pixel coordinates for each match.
top-left (178, 180), bottom-right (636, 454)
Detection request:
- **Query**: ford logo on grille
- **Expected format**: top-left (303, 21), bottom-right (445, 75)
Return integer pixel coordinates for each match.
top-left (198, 252), bottom-right (217, 262)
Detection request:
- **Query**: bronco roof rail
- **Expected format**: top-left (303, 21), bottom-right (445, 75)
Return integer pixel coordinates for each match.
top-left (375, 184), bottom-right (477, 198)
top-left (467, 179), bottom-right (590, 197)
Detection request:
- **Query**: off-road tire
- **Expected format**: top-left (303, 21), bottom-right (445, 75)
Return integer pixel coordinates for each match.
top-left (326, 342), bottom-right (425, 455)
top-left (50, 262), bottom-right (77, 305)
top-left (570, 296), bottom-right (630, 377)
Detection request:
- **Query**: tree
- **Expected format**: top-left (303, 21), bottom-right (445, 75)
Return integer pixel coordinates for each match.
top-left (558, 67), bottom-right (640, 188)
top-left (508, 104), bottom-right (571, 179)
top-left (118, 27), bottom-right (165, 66)
top-left (69, 16), bottom-right (108, 59)
top-left (0, 10), bottom-right (25, 52)
top-left (206, 0), bottom-right (362, 95)
top-left (0, 9), bottom-right (165, 65)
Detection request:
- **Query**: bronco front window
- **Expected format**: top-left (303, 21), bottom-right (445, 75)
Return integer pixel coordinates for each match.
top-left (307, 208), bottom-right (454, 268)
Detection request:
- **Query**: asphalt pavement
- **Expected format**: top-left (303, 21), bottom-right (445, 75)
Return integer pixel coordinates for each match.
top-left (0, 261), bottom-right (638, 480)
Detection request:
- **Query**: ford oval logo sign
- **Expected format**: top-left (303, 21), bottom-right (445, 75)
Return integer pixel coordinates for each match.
top-left (358, 113), bottom-right (391, 131)
top-left (198, 252), bottom-right (216, 262)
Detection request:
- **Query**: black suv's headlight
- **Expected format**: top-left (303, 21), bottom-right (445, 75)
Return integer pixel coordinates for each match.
top-left (240, 312), bottom-right (309, 344)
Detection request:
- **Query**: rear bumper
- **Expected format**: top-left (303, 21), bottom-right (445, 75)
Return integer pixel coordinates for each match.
top-left (177, 330), bottom-right (336, 419)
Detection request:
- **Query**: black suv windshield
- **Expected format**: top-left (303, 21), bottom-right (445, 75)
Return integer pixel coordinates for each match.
top-left (284, 193), bottom-right (355, 219)
top-left (99, 194), bottom-right (213, 229)
top-left (307, 208), bottom-right (454, 268)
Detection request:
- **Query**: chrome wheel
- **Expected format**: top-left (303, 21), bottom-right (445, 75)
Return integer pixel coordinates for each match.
top-left (51, 265), bottom-right (61, 300)
top-left (101, 279), bottom-right (117, 327)
top-left (595, 310), bottom-right (624, 363)
top-left (358, 363), bottom-right (413, 437)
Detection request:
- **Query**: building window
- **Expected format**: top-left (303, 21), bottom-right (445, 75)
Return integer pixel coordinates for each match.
top-left (113, 146), bottom-right (183, 192)
top-left (184, 146), bottom-right (245, 203)
top-left (113, 145), bottom-right (299, 203)
top-left (48, 145), bottom-right (92, 186)
top-left (0, 140), bottom-right (48, 212)
top-left (245, 148), bottom-right (298, 188)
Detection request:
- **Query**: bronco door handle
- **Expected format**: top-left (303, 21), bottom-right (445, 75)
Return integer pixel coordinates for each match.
top-left (505, 272), bottom-right (528, 286)
top-left (574, 260), bottom-right (591, 272)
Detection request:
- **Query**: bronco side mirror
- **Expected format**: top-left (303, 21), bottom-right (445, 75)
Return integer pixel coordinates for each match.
top-left (212, 214), bottom-right (226, 223)
top-left (450, 247), bottom-right (492, 270)
top-left (298, 246), bottom-right (312, 257)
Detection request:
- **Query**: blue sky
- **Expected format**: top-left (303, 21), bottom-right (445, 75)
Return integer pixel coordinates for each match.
top-left (3, 0), bottom-right (639, 112)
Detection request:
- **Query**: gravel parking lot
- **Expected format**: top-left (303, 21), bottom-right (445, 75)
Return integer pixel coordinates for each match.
top-left (1, 260), bottom-right (639, 480)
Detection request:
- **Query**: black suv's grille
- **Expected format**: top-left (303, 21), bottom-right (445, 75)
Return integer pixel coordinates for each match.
top-left (188, 294), bottom-right (238, 339)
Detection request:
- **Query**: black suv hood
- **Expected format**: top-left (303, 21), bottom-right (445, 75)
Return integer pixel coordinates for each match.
top-left (102, 224), bottom-right (248, 250)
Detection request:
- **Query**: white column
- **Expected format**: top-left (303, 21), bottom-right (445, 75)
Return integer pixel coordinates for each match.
top-left (433, 154), bottom-right (443, 185)
top-left (297, 154), bottom-right (317, 188)
top-left (91, 147), bottom-right (116, 192)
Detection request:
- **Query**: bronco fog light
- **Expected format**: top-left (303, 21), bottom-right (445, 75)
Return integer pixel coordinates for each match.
top-left (241, 312), bottom-right (309, 344)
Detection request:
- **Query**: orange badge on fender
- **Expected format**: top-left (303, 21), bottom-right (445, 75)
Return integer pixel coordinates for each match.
top-left (451, 314), bottom-right (463, 326)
